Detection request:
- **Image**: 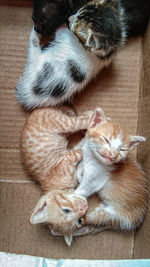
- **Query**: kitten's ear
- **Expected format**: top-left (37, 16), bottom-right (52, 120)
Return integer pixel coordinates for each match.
top-left (30, 198), bottom-right (48, 224)
top-left (64, 234), bottom-right (73, 247)
top-left (90, 108), bottom-right (106, 128)
top-left (86, 31), bottom-right (98, 50)
top-left (129, 135), bottom-right (146, 150)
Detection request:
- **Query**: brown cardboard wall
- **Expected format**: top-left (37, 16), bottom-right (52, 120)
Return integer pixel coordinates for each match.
top-left (134, 22), bottom-right (150, 259)
top-left (0, 4), bottom-right (149, 260)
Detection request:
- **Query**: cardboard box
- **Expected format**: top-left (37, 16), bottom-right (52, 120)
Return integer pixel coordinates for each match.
top-left (0, 2), bottom-right (149, 260)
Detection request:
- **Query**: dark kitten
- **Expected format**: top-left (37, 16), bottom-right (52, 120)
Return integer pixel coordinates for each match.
top-left (32, 0), bottom-right (150, 37)
top-left (32, 0), bottom-right (89, 35)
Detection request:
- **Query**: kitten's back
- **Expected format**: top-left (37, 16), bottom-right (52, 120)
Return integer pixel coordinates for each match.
top-left (21, 108), bottom-right (69, 180)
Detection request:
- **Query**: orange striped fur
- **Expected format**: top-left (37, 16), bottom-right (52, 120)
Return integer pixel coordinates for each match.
top-left (21, 107), bottom-right (93, 234)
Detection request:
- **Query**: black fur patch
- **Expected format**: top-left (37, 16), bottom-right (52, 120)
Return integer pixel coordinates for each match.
top-left (42, 63), bottom-right (53, 79)
top-left (51, 82), bottom-right (67, 97)
top-left (67, 59), bottom-right (85, 83)
top-left (33, 63), bottom-right (54, 95)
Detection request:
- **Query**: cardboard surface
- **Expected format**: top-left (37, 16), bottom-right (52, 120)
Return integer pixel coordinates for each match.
top-left (0, 4), bottom-right (149, 260)
top-left (134, 23), bottom-right (150, 259)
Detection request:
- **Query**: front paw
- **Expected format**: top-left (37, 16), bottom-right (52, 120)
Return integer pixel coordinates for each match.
top-left (30, 26), bottom-right (40, 46)
top-left (76, 161), bottom-right (83, 183)
top-left (51, 229), bottom-right (62, 236)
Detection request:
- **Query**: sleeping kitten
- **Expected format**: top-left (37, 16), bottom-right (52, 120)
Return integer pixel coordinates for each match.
top-left (21, 107), bottom-right (94, 236)
top-left (52, 108), bottom-right (148, 245)
top-left (72, 108), bottom-right (148, 234)
top-left (16, 25), bottom-right (111, 110)
top-left (32, 0), bottom-right (150, 37)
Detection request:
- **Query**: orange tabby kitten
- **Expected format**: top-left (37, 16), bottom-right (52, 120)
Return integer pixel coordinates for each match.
top-left (21, 107), bottom-right (93, 236)
top-left (69, 108), bottom-right (148, 239)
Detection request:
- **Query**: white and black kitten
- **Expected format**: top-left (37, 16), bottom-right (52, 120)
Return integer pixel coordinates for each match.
top-left (16, 26), bottom-right (111, 110)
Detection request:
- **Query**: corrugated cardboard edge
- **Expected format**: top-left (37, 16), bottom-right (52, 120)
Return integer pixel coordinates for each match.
top-left (134, 22), bottom-right (150, 259)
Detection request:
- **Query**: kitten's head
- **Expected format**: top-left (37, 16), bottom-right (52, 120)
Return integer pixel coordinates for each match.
top-left (86, 108), bottom-right (146, 165)
top-left (32, 0), bottom-right (69, 35)
top-left (30, 190), bottom-right (88, 234)
top-left (69, 0), bottom-right (127, 59)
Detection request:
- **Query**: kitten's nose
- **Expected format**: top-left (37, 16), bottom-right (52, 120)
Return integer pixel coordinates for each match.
top-left (76, 207), bottom-right (86, 217)
top-left (109, 151), bottom-right (118, 159)
top-left (75, 199), bottom-right (88, 216)
top-left (69, 15), bottom-right (75, 23)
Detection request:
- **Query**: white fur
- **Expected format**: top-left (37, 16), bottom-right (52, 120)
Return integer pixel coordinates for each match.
top-left (75, 138), bottom-right (110, 198)
top-left (16, 26), bottom-right (111, 110)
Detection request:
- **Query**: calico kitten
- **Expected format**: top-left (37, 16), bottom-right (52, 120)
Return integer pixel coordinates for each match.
top-left (16, 26), bottom-right (111, 110)
top-left (69, 0), bottom-right (127, 58)
top-left (71, 108), bottom-right (148, 236)
top-left (21, 107), bottom-right (94, 236)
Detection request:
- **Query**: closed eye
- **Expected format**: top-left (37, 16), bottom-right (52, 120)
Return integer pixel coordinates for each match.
top-left (102, 136), bottom-right (109, 144)
top-left (120, 148), bottom-right (127, 151)
top-left (62, 209), bottom-right (71, 214)
top-left (40, 18), bottom-right (47, 25)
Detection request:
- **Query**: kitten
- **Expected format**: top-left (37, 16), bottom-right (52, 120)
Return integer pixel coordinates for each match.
top-left (72, 108), bottom-right (148, 236)
top-left (52, 108), bottom-right (148, 245)
top-left (16, 25), bottom-right (111, 110)
top-left (69, 0), bottom-right (127, 57)
top-left (32, 0), bottom-right (150, 37)
top-left (21, 107), bottom-right (94, 236)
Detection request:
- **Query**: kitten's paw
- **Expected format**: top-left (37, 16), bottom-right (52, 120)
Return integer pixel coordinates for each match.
top-left (30, 26), bottom-right (40, 47)
top-left (51, 229), bottom-right (62, 236)
top-left (76, 162), bottom-right (83, 183)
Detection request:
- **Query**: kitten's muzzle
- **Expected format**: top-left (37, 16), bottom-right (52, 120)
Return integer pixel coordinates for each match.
top-left (69, 15), bottom-right (75, 24)
top-left (101, 150), bottom-right (118, 161)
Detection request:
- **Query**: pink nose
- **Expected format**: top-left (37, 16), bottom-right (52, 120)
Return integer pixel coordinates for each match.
top-left (75, 199), bottom-right (88, 216)
top-left (109, 151), bottom-right (118, 159)
top-left (76, 207), bottom-right (86, 217)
